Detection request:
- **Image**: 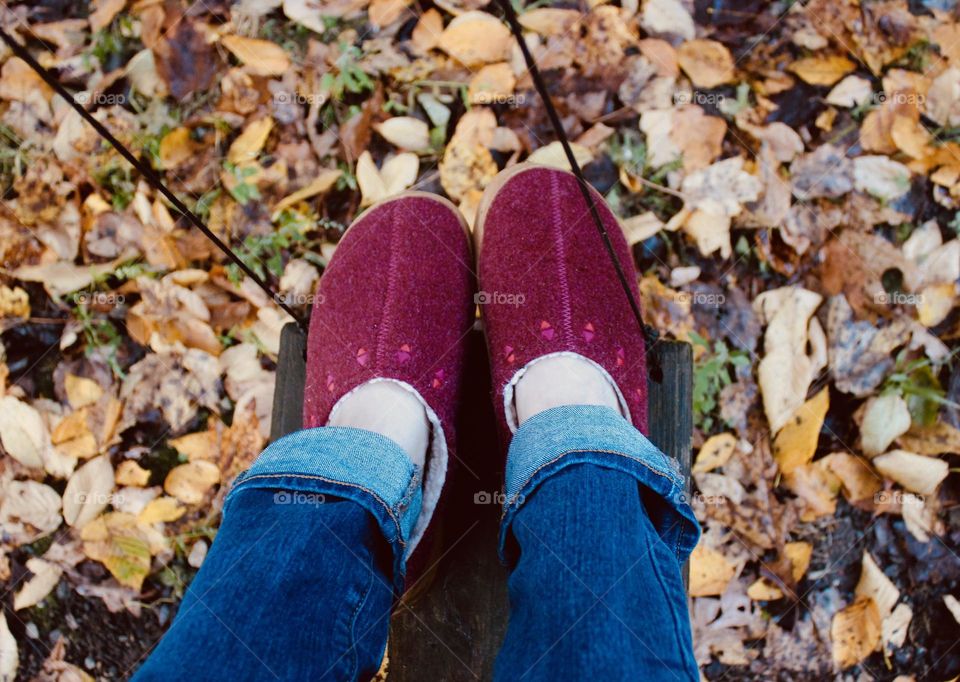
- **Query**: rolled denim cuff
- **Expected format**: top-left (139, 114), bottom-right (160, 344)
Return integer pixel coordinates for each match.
top-left (499, 405), bottom-right (700, 564)
top-left (226, 426), bottom-right (422, 593)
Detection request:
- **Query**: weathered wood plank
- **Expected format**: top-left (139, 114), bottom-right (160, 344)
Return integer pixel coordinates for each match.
top-left (269, 322), bottom-right (307, 442)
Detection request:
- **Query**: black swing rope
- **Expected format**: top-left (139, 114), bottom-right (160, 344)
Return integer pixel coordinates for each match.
top-left (0, 9), bottom-right (661, 378)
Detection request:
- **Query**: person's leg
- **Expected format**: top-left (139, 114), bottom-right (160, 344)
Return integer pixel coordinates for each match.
top-left (495, 462), bottom-right (697, 680)
top-left (476, 165), bottom-right (700, 680)
top-left (134, 487), bottom-right (393, 681)
top-left (135, 192), bottom-right (474, 680)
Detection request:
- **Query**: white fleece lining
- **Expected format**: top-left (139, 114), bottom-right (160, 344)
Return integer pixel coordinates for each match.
top-left (327, 377), bottom-right (447, 558)
top-left (503, 351), bottom-right (631, 433)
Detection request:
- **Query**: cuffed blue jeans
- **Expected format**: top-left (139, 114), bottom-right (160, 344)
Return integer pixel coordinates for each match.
top-left (134, 405), bottom-right (700, 681)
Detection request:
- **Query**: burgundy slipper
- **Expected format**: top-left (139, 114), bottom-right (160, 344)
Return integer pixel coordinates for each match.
top-left (476, 163), bottom-right (649, 445)
top-left (303, 192), bottom-right (475, 591)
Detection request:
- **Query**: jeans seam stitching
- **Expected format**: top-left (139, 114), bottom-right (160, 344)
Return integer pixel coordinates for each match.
top-left (345, 556), bottom-right (377, 680)
top-left (647, 538), bottom-right (696, 678)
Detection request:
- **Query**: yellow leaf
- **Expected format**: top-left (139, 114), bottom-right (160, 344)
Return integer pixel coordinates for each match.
top-left (517, 8), bottom-right (581, 36)
top-left (158, 127), bottom-right (198, 170)
top-left (273, 169), bottom-right (342, 215)
top-left (81, 512), bottom-right (155, 590)
top-left (831, 597), bottom-right (881, 669)
top-left (689, 543), bottom-right (737, 597)
top-left (773, 387), bottom-right (829, 475)
top-left (437, 12), bottom-right (513, 67)
top-left (468, 63), bottom-right (516, 105)
top-left (785, 541), bottom-right (813, 581)
top-left (221, 35), bottom-right (291, 76)
top-left (678, 39), bottom-right (735, 88)
top-left (65, 374), bottom-right (103, 409)
top-left (822, 452), bottom-right (882, 503)
top-left (789, 55), bottom-right (856, 86)
top-left (228, 117), bottom-right (274, 165)
top-left (164, 460), bottom-right (221, 505)
top-left (169, 430), bottom-right (216, 461)
top-left (693, 432), bottom-right (737, 473)
top-left (917, 283), bottom-right (955, 327)
top-left (115, 460), bottom-right (151, 487)
top-left (138, 496), bottom-right (186, 524)
top-left (747, 578), bottom-right (784, 601)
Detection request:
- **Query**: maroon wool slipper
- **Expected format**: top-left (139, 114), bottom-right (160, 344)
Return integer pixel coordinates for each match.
top-left (476, 163), bottom-right (649, 445)
top-left (303, 192), bottom-right (475, 589)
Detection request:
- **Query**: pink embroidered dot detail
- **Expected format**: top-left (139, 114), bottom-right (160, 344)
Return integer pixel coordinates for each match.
top-left (432, 368), bottom-right (445, 389)
top-left (540, 320), bottom-right (555, 341)
top-left (616, 346), bottom-right (625, 367)
top-left (326, 374), bottom-right (336, 392)
top-left (356, 347), bottom-right (369, 366)
top-left (582, 322), bottom-right (595, 342)
top-left (504, 345), bottom-right (515, 364)
top-left (396, 343), bottom-right (412, 364)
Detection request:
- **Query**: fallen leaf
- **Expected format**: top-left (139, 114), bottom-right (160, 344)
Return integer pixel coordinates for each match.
top-left (773, 388), bottom-right (829, 475)
top-left (437, 12), bottom-right (512, 67)
top-left (116, 460), bottom-right (151, 487)
top-left (944, 595), bottom-right (960, 626)
top-left (783, 459), bottom-right (840, 521)
top-left (822, 452), bottom-right (882, 503)
top-left (872, 449), bottom-right (948, 495)
top-left (0, 395), bottom-right (48, 468)
top-left (639, 0), bottom-right (695, 41)
top-left (164, 460), bottom-right (221, 504)
top-left (0, 481), bottom-right (62, 544)
top-left (62, 455), bottom-right (115, 528)
top-left (826, 75), bottom-right (873, 108)
top-left (356, 151), bottom-right (420, 206)
top-left (154, 20), bottom-right (219, 100)
top-left (860, 394), bottom-right (912, 457)
top-left (527, 141), bottom-right (593, 170)
top-left (853, 155), bottom-right (912, 201)
top-left (273, 169), bottom-right (342, 215)
top-left (917, 283), bottom-right (955, 327)
top-left (169, 429), bottom-right (217, 461)
top-left (790, 55), bottom-right (856, 86)
top-left (517, 8), bottom-right (581, 36)
top-left (748, 579), bottom-right (784, 601)
top-left (897, 422), bottom-right (960, 456)
top-left (227, 117), bottom-right (274, 164)
top-left (831, 597), bottom-right (882, 669)
top-left (375, 117), bottom-right (431, 152)
top-left (855, 553), bottom-right (899, 618)
top-left (13, 557), bottom-right (62, 610)
top-left (65, 374), bottom-right (103, 409)
top-left (826, 295), bottom-right (911, 397)
top-left (138, 496), bottom-right (185, 524)
top-left (690, 543), bottom-right (738, 597)
top-left (468, 63), bottom-right (516, 106)
top-left (753, 287), bottom-right (826, 433)
top-left (0, 613), bottom-right (16, 682)
top-left (678, 39), bottom-right (735, 88)
top-left (785, 541), bottom-right (813, 582)
top-left (222, 35), bottom-right (291, 76)
top-left (81, 512), bottom-right (161, 590)
top-left (693, 433), bottom-right (738, 474)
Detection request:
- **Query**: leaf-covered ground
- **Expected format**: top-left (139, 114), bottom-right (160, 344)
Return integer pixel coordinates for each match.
top-left (1, 0), bottom-right (960, 678)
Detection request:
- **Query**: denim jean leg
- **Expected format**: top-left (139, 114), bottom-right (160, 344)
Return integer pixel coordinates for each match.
top-left (134, 426), bottom-right (424, 681)
top-left (494, 463), bottom-right (699, 681)
top-left (133, 488), bottom-right (393, 681)
top-left (495, 405), bottom-right (700, 681)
